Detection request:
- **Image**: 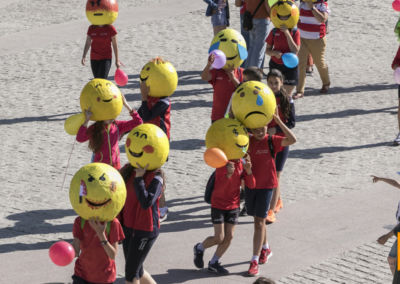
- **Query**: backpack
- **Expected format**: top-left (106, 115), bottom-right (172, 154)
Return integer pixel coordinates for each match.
top-left (204, 171), bottom-right (216, 204)
top-left (267, 135), bottom-right (275, 159)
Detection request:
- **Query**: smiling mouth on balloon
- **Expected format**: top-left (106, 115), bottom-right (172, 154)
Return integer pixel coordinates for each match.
top-left (236, 143), bottom-right (248, 148)
top-left (85, 198), bottom-right (111, 209)
top-left (244, 111), bottom-right (267, 120)
top-left (94, 13), bottom-right (104, 16)
top-left (129, 149), bottom-right (144, 158)
top-left (226, 54), bottom-right (238, 60)
top-left (140, 76), bottom-right (149, 82)
top-left (103, 98), bottom-right (112, 103)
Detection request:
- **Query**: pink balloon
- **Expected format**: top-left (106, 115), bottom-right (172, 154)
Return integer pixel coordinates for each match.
top-left (210, 49), bottom-right (226, 69)
top-left (393, 0), bottom-right (400, 11)
top-left (115, 68), bottom-right (128, 86)
top-left (49, 241), bottom-right (75, 266)
top-left (394, 68), bottom-right (400, 84)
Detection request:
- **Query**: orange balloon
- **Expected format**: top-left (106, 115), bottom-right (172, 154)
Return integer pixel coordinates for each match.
top-left (204, 148), bottom-right (228, 168)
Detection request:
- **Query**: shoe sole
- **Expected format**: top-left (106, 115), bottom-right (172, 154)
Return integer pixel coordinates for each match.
top-left (207, 268), bottom-right (229, 275)
top-left (247, 272), bottom-right (259, 277)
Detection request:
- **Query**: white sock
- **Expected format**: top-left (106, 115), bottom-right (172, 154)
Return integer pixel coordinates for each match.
top-left (197, 243), bottom-right (204, 251)
top-left (263, 243), bottom-right (269, 250)
top-left (251, 255), bottom-right (259, 263)
top-left (210, 254), bottom-right (220, 264)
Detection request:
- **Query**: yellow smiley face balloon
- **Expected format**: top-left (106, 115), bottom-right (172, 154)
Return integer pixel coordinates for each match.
top-left (86, 0), bottom-right (119, 26)
top-left (209, 28), bottom-right (248, 69)
top-left (139, 57), bottom-right (178, 98)
top-left (80, 79), bottom-right (123, 121)
top-left (232, 81), bottom-right (276, 129)
top-left (69, 163), bottom-right (126, 221)
top-left (271, 0), bottom-right (299, 29)
top-left (205, 118), bottom-right (249, 160)
top-left (125, 124), bottom-right (169, 170)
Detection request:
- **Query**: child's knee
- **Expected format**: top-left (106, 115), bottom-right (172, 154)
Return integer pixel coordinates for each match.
top-left (214, 233), bottom-right (225, 244)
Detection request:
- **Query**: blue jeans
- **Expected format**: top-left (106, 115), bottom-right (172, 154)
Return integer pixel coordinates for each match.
top-left (240, 13), bottom-right (250, 67)
top-left (246, 18), bottom-right (270, 69)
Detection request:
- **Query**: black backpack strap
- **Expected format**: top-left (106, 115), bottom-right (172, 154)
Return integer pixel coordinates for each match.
top-left (252, 0), bottom-right (265, 17)
top-left (268, 135), bottom-right (275, 158)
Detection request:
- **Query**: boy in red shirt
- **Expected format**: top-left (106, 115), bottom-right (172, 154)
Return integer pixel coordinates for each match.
top-left (72, 217), bottom-right (125, 284)
top-left (245, 112), bottom-right (297, 276)
top-left (193, 155), bottom-right (255, 274)
top-left (392, 46), bottom-right (400, 146)
top-left (201, 53), bottom-right (244, 122)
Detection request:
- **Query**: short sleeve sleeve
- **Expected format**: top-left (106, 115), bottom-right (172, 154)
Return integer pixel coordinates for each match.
top-left (108, 218), bottom-right (125, 244)
top-left (293, 29), bottom-right (301, 46)
top-left (208, 69), bottom-right (218, 85)
top-left (72, 217), bottom-right (84, 240)
top-left (109, 25), bottom-right (117, 37)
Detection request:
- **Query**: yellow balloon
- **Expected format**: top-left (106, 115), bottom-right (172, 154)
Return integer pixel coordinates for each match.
top-left (64, 113), bottom-right (85, 135)
top-left (80, 79), bottom-right (123, 121)
top-left (205, 118), bottom-right (249, 160)
top-left (69, 163), bottom-right (126, 222)
top-left (232, 81), bottom-right (276, 129)
top-left (125, 124), bottom-right (169, 171)
top-left (139, 58), bottom-right (178, 98)
top-left (209, 28), bottom-right (247, 69)
top-left (270, 0), bottom-right (299, 29)
top-left (85, 0), bottom-right (119, 25)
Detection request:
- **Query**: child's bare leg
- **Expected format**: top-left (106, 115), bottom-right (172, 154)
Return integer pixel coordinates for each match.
top-left (139, 270), bottom-right (157, 284)
top-left (253, 217), bottom-right (266, 256)
top-left (269, 188), bottom-right (278, 212)
top-left (283, 85), bottom-right (296, 98)
top-left (388, 256), bottom-right (396, 275)
top-left (203, 223), bottom-right (224, 249)
top-left (214, 223), bottom-right (236, 258)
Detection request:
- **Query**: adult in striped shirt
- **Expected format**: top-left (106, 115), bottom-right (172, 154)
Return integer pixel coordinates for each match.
top-left (294, 0), bottom-right (330, 99)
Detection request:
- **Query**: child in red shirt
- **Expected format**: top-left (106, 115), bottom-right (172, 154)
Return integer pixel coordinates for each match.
top-left (245, 112), bottom-right (297, 276)
top-left (201, 53), bottom-right (244, 122)
top-left (392, 46), bottom-right (400, 145)
top-left (71, 217), bottom-right (125, 284)
top-left (193, 155), bottom-right (255, 274)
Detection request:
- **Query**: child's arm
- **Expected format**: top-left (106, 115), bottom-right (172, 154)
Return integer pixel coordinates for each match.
top-left (273, 111), bottom-right (297, 147)
top-left (224, 65), bottom-right (241, 87)
top-left (115, 110), bottom-right (143, 135)
top-left (242, 154), bottom-right (256, 188)
top-left (304, 1), bottom-right (328, 23)
top-left (122, 94), bottom-right (133, 113)
top-left (377, 230), bottom-right (394, 245)
top-left (265, 44), bottom-right (282, 59)
top-left (201, 54), bottom-right (215, 82)
top-left (72, 238), bottom-right (80, 257)
top-left (111, 35), bottom-right (121, 69)
top-left (76, 108), bottom-right (93, 142)
top-left (281, 25), bottom-right (300, 54)
top-left (81, 36), bottom-right (91, 66)
top-left (88, 218), bottom-right (118, 260)
top-left (137, 83), bottom-right (170, 121)
top-left (133, 166), bottom-right (163, 209)
top-left (371, 175), bottom-right (400, 189)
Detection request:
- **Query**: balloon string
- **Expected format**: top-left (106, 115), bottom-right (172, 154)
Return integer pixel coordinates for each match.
top-left (60, 139), bottom-right (76, 191)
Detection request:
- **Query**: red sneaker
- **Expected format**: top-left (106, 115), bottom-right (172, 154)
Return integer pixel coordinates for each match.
top-left (247, 260), bottom-right (259, 276)
top-left (259, 248), bottom-right (273, 264)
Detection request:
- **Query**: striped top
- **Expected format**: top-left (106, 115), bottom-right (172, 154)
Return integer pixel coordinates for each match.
top-left (298, 1), bottom-right (330, 39)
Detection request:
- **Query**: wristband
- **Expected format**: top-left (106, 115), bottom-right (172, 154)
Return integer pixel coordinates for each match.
top-left (100, 240), bottom-right (108, 246)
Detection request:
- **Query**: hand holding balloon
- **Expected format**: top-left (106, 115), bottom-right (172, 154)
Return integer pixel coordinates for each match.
top-left (88, 217), bottom-right (107, 237)
top-left (282, 53), bottom-right (299, 68)
top-left (242, 154), bottom-right (252, 175)
top-left (209, 50), bottom-right (226, 69)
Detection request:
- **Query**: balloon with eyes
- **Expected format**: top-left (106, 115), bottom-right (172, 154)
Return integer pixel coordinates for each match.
top-left (64, 79), bottom-right (123, 135)
top-left (209, 28), bottom-right (248, 69)
top-left (69, 163), bottom-right (126, 221)
top-left (231, 81), bottom-right (276, 129)
top-left (139, 57), bottom-right (178, 98)
top-left (270, 0), bottom-right (299, 29)
top-left (125, 124), bottom-right (170, 171)
top-left (204, 118), bottom-right (249, 168)
top-left (86, 0), bottom-right (119, 26)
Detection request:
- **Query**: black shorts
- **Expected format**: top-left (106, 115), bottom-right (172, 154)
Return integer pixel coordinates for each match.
top-left (211, 207), bottom-right (240, 225)
top-left (269, 60), bottom-right (298, 86)
top-left (245, 188), bottom-right (274, 218)
top-left (72, 274), bottom-right (113, 284)
top-left (90, 59), bottom-right (112, 79)
top-left (275, 146), bottom-right (289, 172)
top-left (122, 226), bottom-right (158, 282)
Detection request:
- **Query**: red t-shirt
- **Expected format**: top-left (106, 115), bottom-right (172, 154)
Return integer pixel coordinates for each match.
top-left (266, 29), bottom-right (300, 65)
top-left (87, 25), bottom-right (117, 60)
top-left (208, 68), bottom-right (244, 121)
top-left (73, 217), bottom-right (125, 283)
top-left (211, 160), bottom-right (256, 210)
top-left (393, 46), bottom-right (400, 69)
top-left (248, 135), bottom-right (284, 189)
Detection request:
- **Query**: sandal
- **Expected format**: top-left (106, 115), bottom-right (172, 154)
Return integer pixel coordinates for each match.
top-left (320, 83), bottom-right (330, 94)
top-left (292, 92), bottom-right (304, 99)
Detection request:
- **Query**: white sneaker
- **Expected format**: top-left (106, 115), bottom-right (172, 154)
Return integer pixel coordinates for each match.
top-left (159, 207), bottom-right (168, 223)
top-left (394, 133), bottom-right (400, 145)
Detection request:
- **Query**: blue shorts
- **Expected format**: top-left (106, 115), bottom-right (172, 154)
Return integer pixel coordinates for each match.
top-left (211, 9), bottom-right (228, 27)
top-left (275, 146), bottom-right (289, 172)
top-left (245, 188), bottom-right (274, 218)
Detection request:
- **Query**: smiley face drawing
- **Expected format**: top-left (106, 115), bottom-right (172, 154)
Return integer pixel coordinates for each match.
top-left (69, 163), bottom-right (126, 221)
top-left (80, 78), bottom-right (123, 121)
top-left (232, 81), bottom-right (276, 129)
top-left (205, 118), bottom-right (249, 160)
top-left (270, 0), bottom-right (299, 29)
top-left (139, 57), bottom-right (178, 98)
top-left (125, 124), bottom-right (169, 171)
top-left (86, 0), bottom-right (119, 26)
top-left (208, 28), bottom-right (248, 69)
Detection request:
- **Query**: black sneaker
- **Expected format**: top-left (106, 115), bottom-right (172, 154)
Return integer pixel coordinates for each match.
top-left (208, 261), bottom-right (229, 275)
top-left (193, 243), bottom-right (204, 268)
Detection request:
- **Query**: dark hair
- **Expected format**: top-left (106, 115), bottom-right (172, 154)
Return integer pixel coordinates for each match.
top-left (88, 121), bottom-right (104, 153)
top-left (253, 277), bottom-right (276, 284)
top-left (266, 69), bottom-right (291, 120)
top-left (244, 66), bottom-right (263, 82)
